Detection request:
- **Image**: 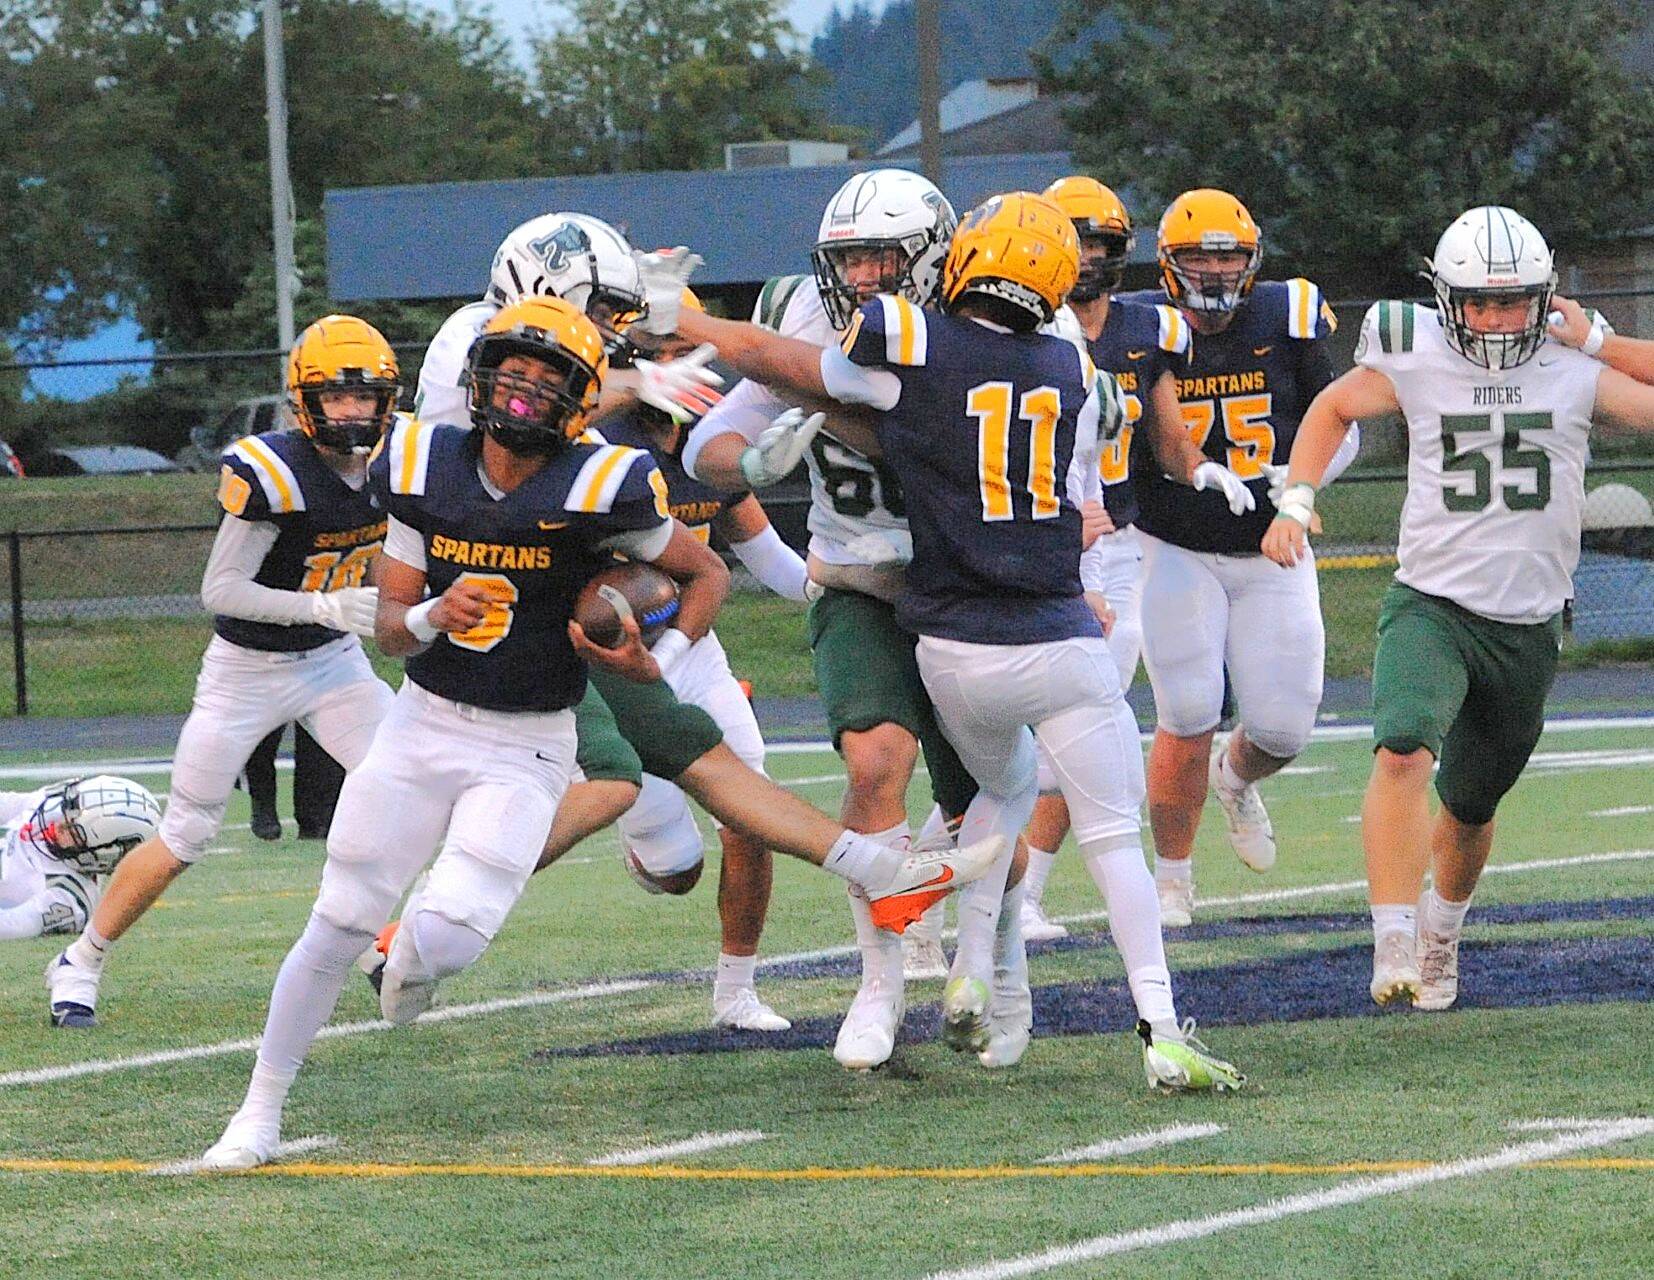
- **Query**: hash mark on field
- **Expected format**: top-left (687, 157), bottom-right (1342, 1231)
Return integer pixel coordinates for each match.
top-left (1040, 1123), bottom-right (1225, 1164)
top-left (1508, 1118), bottom-right (1629, 1133)
top-left (587, 1130), bottom-right (766, 1167)
top-left (148, 1134), bottom-right (338, 1176)
top-left (1589, 805), bottom-right (1654, 819)
top-left (921, 1119), bottom-right (1654, 1280)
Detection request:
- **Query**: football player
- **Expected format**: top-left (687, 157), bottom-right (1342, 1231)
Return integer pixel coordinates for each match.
top-left (0, 778), bottom-right (159, 941)
top-left (678, 169), bottom-right (983, 1069)
top-left (1264, 206), bottom-right (1654, 1010)
top-left (45, 317), bottom-right (402, 1028)
top-left (639, 192), bottom-right (1244, 1089)
top-left (202, 298), bottom-right (1001, 1170)
top-left (1017, 176), bottom-right (1222, 942)
top-left (1115, 189), bottom-right (1357, 926)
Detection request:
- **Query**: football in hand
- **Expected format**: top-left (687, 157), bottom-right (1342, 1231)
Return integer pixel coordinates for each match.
top-left (574, 562), bottom-right (680, 648)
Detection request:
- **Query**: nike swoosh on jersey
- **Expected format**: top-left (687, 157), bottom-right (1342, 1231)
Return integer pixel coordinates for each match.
top-left (537, 520), bottom-right (570, 530)
top-left (1253, 345), bottom-right (1274, 356)
top-left (1125, 349), bottom-right (1147, 360)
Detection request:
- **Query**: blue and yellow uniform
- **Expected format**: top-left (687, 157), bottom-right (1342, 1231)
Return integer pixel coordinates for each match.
top-left (1118, 278), bottom-right (1336, 552)
top-left (215, 430), bottom-right (386, 653)
top-left (371, 418), bottom-right (669, 712)
top-left (1091, 299), bottom-right (1190, 529)
top-left (834, 295), bottom-right (1103, 645)
top-left (598, 412), bottom-right (748, 544)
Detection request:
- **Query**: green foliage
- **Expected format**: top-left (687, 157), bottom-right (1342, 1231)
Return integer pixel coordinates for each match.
top-left (1043, 0), bottom-right (1654, 289)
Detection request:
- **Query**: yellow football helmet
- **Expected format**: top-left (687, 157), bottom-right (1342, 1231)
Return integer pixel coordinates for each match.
top-left (1157, 188), bottom-right (1262, 314)
top-left (286, 315), bottom-right (401, 453)
top-left (1043, 176), bottom-right (1134, 301)
top-left (941, 191), bottom-right (1079, 328)
top-left (465, 296), bottom-right (609, 454)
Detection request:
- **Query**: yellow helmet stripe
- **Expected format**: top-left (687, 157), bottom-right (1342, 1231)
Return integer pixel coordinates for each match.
top-left (229, 436), bottom-right (302, 513)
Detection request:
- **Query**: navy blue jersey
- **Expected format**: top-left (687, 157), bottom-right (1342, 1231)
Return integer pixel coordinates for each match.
top-left (1089, 298), bottom-right (1191, 529)
top-left (597, 413), bottom-right (749, 544)
top-left (1117, 279), bottom-right (1338, 553)
top-left (839, 295), bottom-right (1103, 646)
top-left (372, 420), bottom-right (671, 712)
top-left (214, 430), bottom-right (386, 653)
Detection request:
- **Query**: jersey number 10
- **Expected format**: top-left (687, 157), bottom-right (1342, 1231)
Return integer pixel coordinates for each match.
top-left (968, 382), bottom-right (1062, 522)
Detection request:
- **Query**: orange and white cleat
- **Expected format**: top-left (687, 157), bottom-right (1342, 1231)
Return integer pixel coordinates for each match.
top-left (865, 836), bottom-right (1004, 933)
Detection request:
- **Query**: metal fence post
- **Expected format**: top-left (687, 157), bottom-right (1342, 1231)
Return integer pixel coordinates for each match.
top-left (7, 529), bottom-right (24, 716)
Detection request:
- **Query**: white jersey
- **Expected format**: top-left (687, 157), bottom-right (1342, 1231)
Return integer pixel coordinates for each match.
top-left (414, 300), bottom-right (498, 428)
top-left (0, 788), bottom-right (96, 937)
top-left (685, 276), bottom-right (911, 566)
top-left (1356, 301), bottom-right (1601, 623)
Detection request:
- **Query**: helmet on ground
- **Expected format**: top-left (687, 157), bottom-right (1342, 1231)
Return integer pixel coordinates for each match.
top-left (30, 776), bottom-right (161, 876)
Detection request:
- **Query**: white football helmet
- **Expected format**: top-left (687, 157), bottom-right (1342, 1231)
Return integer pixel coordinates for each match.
top-left (811, 169), bottom-right (958, 330)
top-left (31, 776), bottom-right (161, 876)
top-left (1427, 206), bottom-right (1556, 371)
top-left (487, 213), bottom-right (645, 329)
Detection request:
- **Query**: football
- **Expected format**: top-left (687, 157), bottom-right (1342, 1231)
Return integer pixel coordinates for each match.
top-left (574, 561), bottom-right (680, 648)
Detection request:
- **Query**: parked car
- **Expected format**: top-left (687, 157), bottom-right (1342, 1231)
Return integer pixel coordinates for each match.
top-left (36, 445), bottom-right (182, 476)
top-left (173, 394), bottom-right (287, 472)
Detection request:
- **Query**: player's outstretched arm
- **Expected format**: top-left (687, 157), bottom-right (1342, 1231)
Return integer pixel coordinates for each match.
top-left (676, 309), bottom-right (831, 402)
top-left (1261, 366), bottom-right (1398, 567)
top-left (1590, 364), bottom-right (1654, 435)
top-left (716, 496), bottom-right (808, 602)
top-left (1549, 296), bottom-right (1654, 383)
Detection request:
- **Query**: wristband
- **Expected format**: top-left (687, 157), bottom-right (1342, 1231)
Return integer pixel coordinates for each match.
top-left (1582, 317), bottom-right (1606, 357)
top-left (1276, 481), bottom-right (1317, 529)
top-left (404, 597), bottom-right (440, 644)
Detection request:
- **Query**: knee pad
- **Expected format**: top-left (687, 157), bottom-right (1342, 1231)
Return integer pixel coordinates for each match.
top-left (156, 794), bottom-right (226, 865)
top-left (420, 846), bottom-right (534, 942)
top-left (1242, 715), bottom-right (1315, 761)
top-left (313, 828), bottom-right (413, 936)
top-left (618, 776), bottom-right (704, 887)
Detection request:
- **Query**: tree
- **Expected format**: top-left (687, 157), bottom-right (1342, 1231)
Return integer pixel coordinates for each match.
top-left (1042, 0), bottom-right (1654, 292)
top-left (535, 0), bottom-right (836, 174)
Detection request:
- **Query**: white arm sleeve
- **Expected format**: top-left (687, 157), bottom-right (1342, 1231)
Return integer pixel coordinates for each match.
top-left (384, 514), bottom-right (427, 571)
top-left (819, 346), bottom-right (902, 410)
top-left (1320, 422), bottom-right (1362, 485)
top-left (730, 525), bottom-right (809, 601)
top-left (198, 517), bottom-right (319, 626)
top-left (683, 376), bottom-right (789, 479)
top-left (600, 518), bottom-right (674, 562)
top-left (0, 791), bottom-right (37, 829)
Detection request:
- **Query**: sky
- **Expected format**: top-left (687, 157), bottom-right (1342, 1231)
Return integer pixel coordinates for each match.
top-left (473, 0), bottom-right (868, 55)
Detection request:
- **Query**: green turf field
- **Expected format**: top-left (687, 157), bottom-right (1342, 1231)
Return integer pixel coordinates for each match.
top-left (1, 722), bottom-right (1650, 1279)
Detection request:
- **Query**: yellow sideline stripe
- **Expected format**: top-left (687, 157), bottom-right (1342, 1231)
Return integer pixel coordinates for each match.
top-left (4, 1157), bottom-right (1651, 1181)
top-left (1318, 553), bottom-right (1397, 571)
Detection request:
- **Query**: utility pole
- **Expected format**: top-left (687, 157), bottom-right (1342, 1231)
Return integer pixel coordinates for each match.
top-left (263, 0), bottom-right (296, 352)
top-left (916, 0), bottom-right (943, 189)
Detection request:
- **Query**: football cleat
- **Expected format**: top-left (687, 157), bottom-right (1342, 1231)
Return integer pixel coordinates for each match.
top-left (250, 810), bottom-right (282, 842)
top-left (1370, 930), bottom-right (1421, 1007)
top-left (1207, 754), bottom-right (1276, 872)
top-left (941, 975), bottom-right (991, 1054)
top-left (1157, 876), bottom-right (1194, 929)
top-left (712, 986), bottom-right (792, 1033)
top-left (901, 933), bottom-right (949, 981)
top-left (865, 836), bottom-right (1004, 933)
top-left (1138, 1019), bottom-right (1245, 1092)
top-left (1018, 896), bottom-right (1070, 943)
top-left (834, 979), bottom-right (905, 1071)
top-left (1414, 925), bottom-right (1461, 1011)
top-left (200, 1108), bottom-right (281, 1173)
top-left (356, 921), bottom-right (396, 995)
top-left (45, 950), bottom-right (101, 1029)
top-left (978, 972), bottom-right (1033, 1070)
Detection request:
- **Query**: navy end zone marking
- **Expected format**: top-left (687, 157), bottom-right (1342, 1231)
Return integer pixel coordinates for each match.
top-left (536, 899), bottom-right (1654, 1061)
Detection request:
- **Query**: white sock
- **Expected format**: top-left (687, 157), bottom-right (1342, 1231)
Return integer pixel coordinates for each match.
top-left (1420, 887), bottom-right (1471, 935)
top-left (1154, 856), bottom-right (1192, 885)
top-left (715, 951), bottom-right (757, 995)
top-left (993, 879), bottom-right (1027, 993)
top-left (256, 913), bottom-right (375, 1079)
top-left (1128, 965), bottom-right (1178, 1032)
top-left (238, 1058), bottom-right (297, 1127)
top-left (948, 786), bottom-right (1034, 988)
top-left (1023, 846), bottom-right (1056, 908)
top-left (846, 823), bottom-right (910, 986)
top-left (66, 924), bottom-right (110, 971)
top-left (1219, 752), bottom-right (1248, 793)
top-left (823, 829), bottom-right (907, 890)
top-left (914, 805), bottom-right (951, 850)
top-left (1370, 903), bottom-right (1417, 941)
top-left (1084, 839), bottom-right (1175, 1025)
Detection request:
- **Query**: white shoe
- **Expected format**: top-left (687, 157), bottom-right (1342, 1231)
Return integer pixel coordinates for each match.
top-left (200, 1108), bottom-right (280, 1172)
top-left (1157, 877), bottom-right (1194, 929)
top-left (865, 836), bottom-right (1005, 933)
top-left (902, 933), bottom-right (949, 981)
top-left (378, 922), bottom-right (440, 1026)
top-left (1415, 926), bottom-right (1461, 1011)
top-left (1208, 754), bottom-right (1276, 872)
top-left (978, 972), bottom-right (1032, 1070)
top-left (1018, 897), bottom-right (1069, 943)
top-left (1370, 930), bottom-right (1420, 1007)
top-left (46, 949), bottom-right (102, 1028)
top-left (833, 979), bottom-right (904, 1071)
top-left (941, 975), bottom-right (991, 1053)
top-left (712, 986), bottom-right (792, 1032)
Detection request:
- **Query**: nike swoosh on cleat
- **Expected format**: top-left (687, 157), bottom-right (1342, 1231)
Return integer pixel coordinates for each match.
top-left (896, 866), bottom-right (953, 894)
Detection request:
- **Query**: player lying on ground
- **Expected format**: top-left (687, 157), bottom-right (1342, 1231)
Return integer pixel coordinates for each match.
top-left (46, 317), bottom-right (402, 1028)
top-left (1263, 204), bottom-right (1654, 1010)
top-left (0, 779), bottom-right (159, 942)
top-left (201, 298), bottom-right (1003, 1171)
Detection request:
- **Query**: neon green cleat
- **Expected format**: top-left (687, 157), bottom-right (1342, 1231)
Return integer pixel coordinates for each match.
top-left (1138, 1019), bottom-right (1246, 1093)
top-left (941, 976), bottom-right (990, 1053)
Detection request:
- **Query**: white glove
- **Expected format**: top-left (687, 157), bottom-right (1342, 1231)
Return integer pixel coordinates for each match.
top-left (740, 408), bottom-right (824, 488)
top-left (1191, 461), bottom-right (1257, 516)
top-left (649, 627), bottom-right (692, 679)
top-left (632, 247), bottom-right (704, 336)
top-left (635, 343), bottom-right (724, 425)
top-left (1259, 462), bottom-right (1290, 508)
top-left (309, 586), bottom-right (379, 637)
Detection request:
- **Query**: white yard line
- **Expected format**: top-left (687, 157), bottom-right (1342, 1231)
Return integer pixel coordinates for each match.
top-left (147, 1133), bottom-right (338, 1177)
top-left (1039, 1123), bottom-right (1226, 1164)
top-left (921, 1119), bottom-right (1654, 1280)
top-left (1588, 805), bottom-right (1654, 819)
top-left (1506, 1118), bottom-right (1628, 1133)
top-left (5, 849), bottom-right (1650, 1092)
top-left (586, 1130), bottom-right (765, 1167)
